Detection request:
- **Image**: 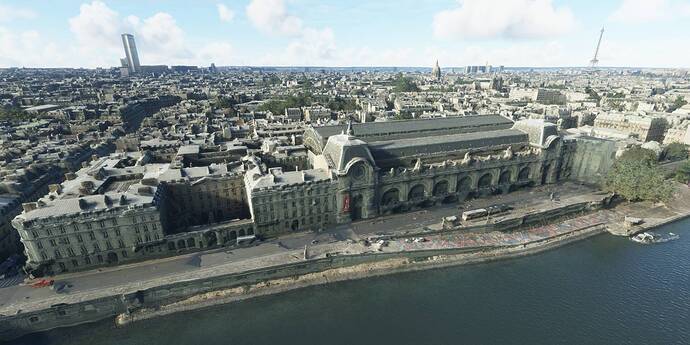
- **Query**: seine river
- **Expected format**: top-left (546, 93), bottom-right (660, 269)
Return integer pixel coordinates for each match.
top-left (11, 218), bottom-right (690, 345)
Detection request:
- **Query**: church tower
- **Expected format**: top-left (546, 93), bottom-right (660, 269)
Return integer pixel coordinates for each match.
top-left (432, 60), bottom-right (441, 80)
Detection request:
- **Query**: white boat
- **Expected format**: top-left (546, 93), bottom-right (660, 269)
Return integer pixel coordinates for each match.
top-left (631, 232), bottom-right (680, 244)
top-left (631, 232), bottom-right (655, 244)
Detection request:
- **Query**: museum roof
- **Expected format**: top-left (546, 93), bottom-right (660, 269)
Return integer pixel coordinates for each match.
top-left (312, 115), bottom-right (514, 141)
top-left (368, 129), bottom-right (528, 161)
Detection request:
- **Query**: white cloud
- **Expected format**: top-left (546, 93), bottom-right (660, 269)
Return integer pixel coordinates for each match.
top-left (0, 27), bottom-right (66, 67)
top-left (68, 1), bottom-right (120, 47)
top-left (217, 3), bottom-right (235, 23)
top-left (0, 4), bottom-right (37, 22)
top-left (61, 1), bottom-right (231, 67)
top-left (245, 0), bottom-right (337, 65)
top-left (198, 41), bottom-right (233, 64)
top-left (610, 0), bottom-right (667, 23)
top-left (246, 0), bottom-right (303, 36)
top-left (284, 27), bottom-right (336, 64)
top-left (433, 0), bottom-right (576, 39)
top-left (609, 0), bottom-right (690, 23)
top-left (68, 1), bottom-right (123, 67)
top-left (135, 12), bottom-right (191, 61)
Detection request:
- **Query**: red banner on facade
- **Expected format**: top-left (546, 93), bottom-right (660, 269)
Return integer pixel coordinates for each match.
top-left (343, 194), bottom-right (350, 212)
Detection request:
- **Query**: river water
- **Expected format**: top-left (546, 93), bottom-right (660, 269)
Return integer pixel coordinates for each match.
top-left (10, 218), bottom-right (690, 345)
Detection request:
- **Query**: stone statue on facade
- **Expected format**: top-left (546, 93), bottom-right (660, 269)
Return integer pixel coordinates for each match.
top-left (462, 152), bottom-right (473, 165)
top-left (503, 146), bottom-right (513, 159)
top-left (413, 158), bottom-right (423, 172)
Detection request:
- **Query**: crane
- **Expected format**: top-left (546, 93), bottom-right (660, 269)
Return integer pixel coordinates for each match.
top-left (590, 27), bottom-right (604, 67)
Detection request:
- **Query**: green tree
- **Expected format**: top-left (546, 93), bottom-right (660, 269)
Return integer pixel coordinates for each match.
top-left (674, 160), bottom-right (690, 184)
top-left (257, 93), bottom-right (314, 114)
top-left (0, 107), bottom-right (31, 121)
top-left (618, 147), bottom-right (658, 164)
top-left (326, 97), bottom-right (359, 112)
top-left (662, 142), bottom-right (689, 161)
top-left (605, 150), bottom-right (672, 202)
top-left (394, 112), bottom-right (414, 120)
top-left (392, 74), bottom-right (419, 92)
top-left (216, 97), bottom-right (236, 108)
top-left (668, 96), bottom-right (688, 112)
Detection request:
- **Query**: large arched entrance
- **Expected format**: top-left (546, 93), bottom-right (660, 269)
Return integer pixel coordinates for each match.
top-left (290, 219), bottom-right (299, 231)
top-left (541, 164), bottom-right (551, 185)
top-left (499, 170), bottom-right (511, 185)
top-left (518, 167), bottom-right (530, 181)
top-left (351, 195), bottom-right (364, 220)
top-left (456, 176), bottom-right (474, 200)
top-left (408, 184), bottom-right (426, 201)
top-left (204, 231), bottom-right (217, 247)
top-left (478, 173), bottom-right (493, 189)
top-left (106, 252), bottom-right (118, 264)
top-left (381, 189), bottom-right (400, 206)
top-left (456, 176), bottom-right (472, 193)
top-left (433, 180), bottom-right (449, 197)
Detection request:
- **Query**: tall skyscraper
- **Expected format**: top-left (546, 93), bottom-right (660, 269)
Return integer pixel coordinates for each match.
top-left (121, 33), bottom-right (141, 74)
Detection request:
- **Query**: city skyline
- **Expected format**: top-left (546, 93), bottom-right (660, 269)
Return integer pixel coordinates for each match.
top-left (2, 3), bottom-right (690, 341)
top-left (1, 0), bottom-right (689, 69)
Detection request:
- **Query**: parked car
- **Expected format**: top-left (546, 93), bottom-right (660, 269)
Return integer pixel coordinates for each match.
top-left (51, 281), bottom-right (68, 293)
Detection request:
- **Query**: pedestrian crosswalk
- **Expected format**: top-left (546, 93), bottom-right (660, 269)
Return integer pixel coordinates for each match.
top-left (0, 275), bottom-right (24, 289)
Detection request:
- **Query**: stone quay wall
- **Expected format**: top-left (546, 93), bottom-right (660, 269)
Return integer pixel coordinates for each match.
top-left (0, 193), bottom-right (672, 342)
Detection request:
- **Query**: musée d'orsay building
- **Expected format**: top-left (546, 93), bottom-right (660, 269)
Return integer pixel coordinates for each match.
top-left (248, 115), bottom-right (573, 234)
top-left (14, 115), bottom-right (576, 273)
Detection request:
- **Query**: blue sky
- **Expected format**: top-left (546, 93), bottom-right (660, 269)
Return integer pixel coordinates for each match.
top-left (0, 0), bottom-right (688, 68)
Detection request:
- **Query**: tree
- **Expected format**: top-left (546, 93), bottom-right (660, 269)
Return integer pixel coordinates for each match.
top-left (662, 142), bottom-right (689, 161)
top-left (392, 74), bottom-right (419, 92)
top-left (216, 97), bottom-right (236, 108)
top-left (0, 107), bottom-right (31, 121)
top-left (618, 147), bottom-right (658, 165)
top-left (674, 160), bottom-right (690, 184)
top-left (394, 112), bottom-right (414, 120)
top-left (257, 93), bottom-right (313, 114)
top-left (326, 97), bottom-right (359, 112)
top-left (668, 96), bottom-right (688, 113)
top-left (605, 151), bottom-right (673, 202)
